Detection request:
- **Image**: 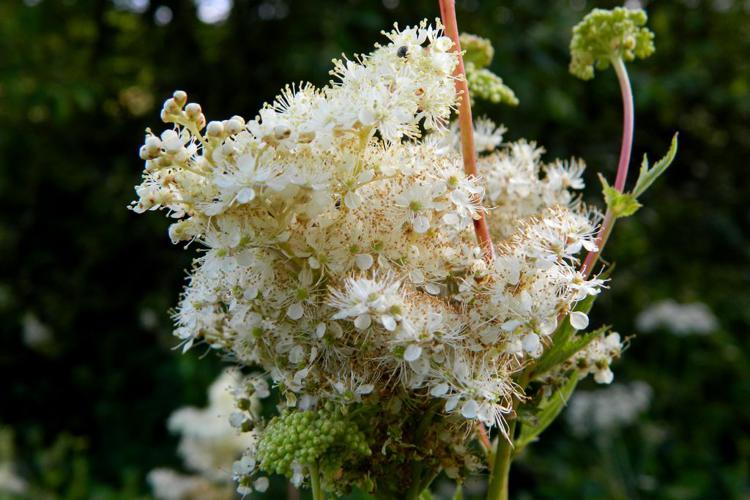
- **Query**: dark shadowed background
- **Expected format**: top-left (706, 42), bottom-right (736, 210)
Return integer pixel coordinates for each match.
top-left (1, 0), bottom-right (748, 498)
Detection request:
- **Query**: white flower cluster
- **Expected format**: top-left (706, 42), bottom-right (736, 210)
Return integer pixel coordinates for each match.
top-left (131, 20), bottom-right (607, 433)
top-left (636, 299), bottom-right (717, 336)
top-left (149, 370), bottom-right (269, 499)
top-left (566, 381), bottom-right (652, 437)
top-left (570, 331), bottom-right (623, 384)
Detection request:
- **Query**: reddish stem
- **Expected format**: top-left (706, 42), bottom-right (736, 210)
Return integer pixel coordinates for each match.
top-left (439, 0), bottom-right (495, 261)
top-left (581, 58), bottom-right (634, 278)
top-left (477, 422), bottom-right (492, 451)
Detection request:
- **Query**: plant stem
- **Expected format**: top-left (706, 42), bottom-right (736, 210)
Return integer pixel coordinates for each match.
top-left (309, 462), bottom-right (324, 500)
top-left (581, 57), bottom-right (634, 278)
top-left (439, 0), bottom-right (495, 261)
top-left (486, 418), bottom-right (516, 500)
top-left (612, 57), bottom-right (634, 193)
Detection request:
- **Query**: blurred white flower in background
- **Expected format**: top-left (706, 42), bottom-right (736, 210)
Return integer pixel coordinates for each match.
top-left (195, 0), bottom-right (233, 24)
top-left (22, 312), bottom-right (55, 354)
top-left (566, 381), bottom-right (652, 437)
top-left (149, 370), bottom-right (264, 499)
top-left (636, 299), bottom-right (718, 336)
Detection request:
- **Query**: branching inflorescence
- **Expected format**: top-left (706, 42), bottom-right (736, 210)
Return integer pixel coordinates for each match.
top-left (131, 6), bottom-right (676, 500)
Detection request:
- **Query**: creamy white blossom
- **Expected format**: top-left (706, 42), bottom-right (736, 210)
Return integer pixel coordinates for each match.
top-left (132, 18), bottom-right (614, 493)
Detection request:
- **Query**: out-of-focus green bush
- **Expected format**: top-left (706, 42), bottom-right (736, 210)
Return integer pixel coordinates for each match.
top-left (0, 0), bottom-right (747, 498)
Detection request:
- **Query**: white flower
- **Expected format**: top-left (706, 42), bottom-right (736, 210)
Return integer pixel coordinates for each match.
top-left (329, 275), bottom-right (404, 331)
top-left (394, 183), bottom-right (446, 233)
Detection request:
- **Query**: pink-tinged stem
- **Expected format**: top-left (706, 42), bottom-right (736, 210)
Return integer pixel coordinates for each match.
top-left (439, 0), bottom-right (495, 262)
top-left (581, 57), bottom-right (634, 278)
top-left (613, 58), bottom-right (634, 192)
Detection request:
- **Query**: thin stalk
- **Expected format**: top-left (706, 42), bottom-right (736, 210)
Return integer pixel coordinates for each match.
top-left (309, 462), bottom-right (324, 500)
top-left (612, 58), bottom-right (634, 193)
top-left (486, 418), bottom-right (516, 500)
top-left (581, 57), bottom-right (634, 278)
top-left (439, 0), bottom-right (495, 261)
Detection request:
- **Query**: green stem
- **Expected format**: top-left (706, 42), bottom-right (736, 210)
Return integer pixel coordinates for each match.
top-left (405, 463), bottom-right (424, 500)
top-left (309, 461), bottom-right (324, 500)
top-left (581, 57), bottom-right (634, 279)
top-left (405, 400), bottom-right (443, 499)
top-left (486, 418), bottom-right (517, 500)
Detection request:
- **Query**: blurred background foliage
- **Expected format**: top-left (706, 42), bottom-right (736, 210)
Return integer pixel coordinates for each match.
top-left (0, 0), bottom-right (748, 498)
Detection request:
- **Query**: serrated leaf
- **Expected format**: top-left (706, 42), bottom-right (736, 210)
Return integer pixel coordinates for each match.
top-left (633, 133), bottom-right (679, 198)
top-left (514, 372), bottom-right (579, 453)
top-left (599, 174), bottom-right (642, 218)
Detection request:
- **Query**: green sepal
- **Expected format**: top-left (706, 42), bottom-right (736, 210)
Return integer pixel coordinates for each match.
top-left (599, 174), bottom-right (642, 218)
top-left (514, 372), bottom-right (580, 454)
top-left (569, 7), bottom-right (655, 80)
top-left (633, 133), bottom-right (679, 198)
top-left (418, 490), bottom-right (436, 500)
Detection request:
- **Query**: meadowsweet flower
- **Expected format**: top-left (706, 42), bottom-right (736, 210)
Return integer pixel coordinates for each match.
top-left (132, 18), bottom-right (616, 495)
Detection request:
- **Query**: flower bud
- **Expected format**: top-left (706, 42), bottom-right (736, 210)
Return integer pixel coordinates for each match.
top-left (206, 120), bottom-right (224, 137)
top-left (225, 117), bottom-right (244, 135)
top-left (172, 90), bottom-right (187, 107)
top-left (163, 98), bottom-right (180, 114)
top-left (185, 102), bottom-right (202, 119)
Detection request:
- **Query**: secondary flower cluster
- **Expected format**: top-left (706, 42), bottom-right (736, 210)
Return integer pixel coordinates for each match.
top-left (132, 19), bottom-right (621, 493)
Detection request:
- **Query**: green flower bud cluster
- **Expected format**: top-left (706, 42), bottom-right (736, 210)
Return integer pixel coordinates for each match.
top-left (459, 32), bottom-right (518, 107)
top-left (465, 63), bottom-right (519, 106)
top-left (460, 33), bottom-right (494, 69)
top-left (569, 7), bottom-right (655, 80)
top-left (255, 404), bottom-right (371, 482)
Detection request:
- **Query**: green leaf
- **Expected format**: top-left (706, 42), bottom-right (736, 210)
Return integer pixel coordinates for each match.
top-left (599, 174), bottom-right (642, 218)
top-left (633, 133), bottom-right (679, 198)
top-left (532, 325), bottom-right (610, 380)
top-left (514, 372), bottom-right (579, 453)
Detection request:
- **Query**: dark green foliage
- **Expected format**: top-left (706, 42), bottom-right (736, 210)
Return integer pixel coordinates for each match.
top-left (1, 1), bottom-right (748, 498)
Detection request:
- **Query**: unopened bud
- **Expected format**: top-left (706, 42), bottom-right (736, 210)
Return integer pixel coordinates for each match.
top-left (185, 102), bottom-right (202, 119)
top-left (206, 120), bottom-right (224, 137)
top-left (172, 90), bottom-right (187, 107)
top-left (225, 118), bottom-right (243, 135)
top-left (163, 98), bottom-right (180, 114)
top-left (196, 113), bottom-right (206, 130)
